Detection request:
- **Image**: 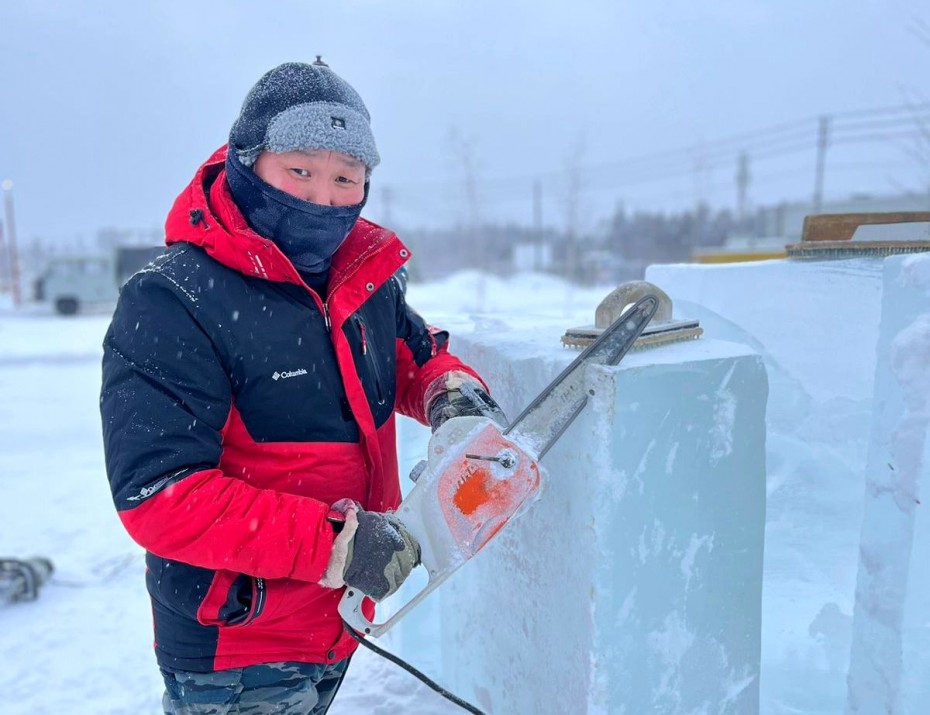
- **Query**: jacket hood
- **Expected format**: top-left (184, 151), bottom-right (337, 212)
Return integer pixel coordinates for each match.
top-left (164, 145), bottom-right (406, 290)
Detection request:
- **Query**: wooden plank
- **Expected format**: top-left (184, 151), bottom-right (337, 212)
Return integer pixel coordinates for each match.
top-left (801, 212), bottom-right (930, 242)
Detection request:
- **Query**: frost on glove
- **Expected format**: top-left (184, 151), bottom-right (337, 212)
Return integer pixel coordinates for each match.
top-left (424, 371), bottom-right (508, 433)
top-left (319, 500), bottom-right (420, 602)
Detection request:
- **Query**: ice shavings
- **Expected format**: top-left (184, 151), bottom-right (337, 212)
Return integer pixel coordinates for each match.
top-left (900, 252), bottom-right (930, 291)
top-left (680, 533), bottom-right (715, 592)
top-left (888, 314), bottom-right (930, 513)
top-left (665, 441), bottom-right (679, 474)
top-left (637, 520), bottom-right (668, 565)
top-left (709, 364), bottom-right (738, 464)
top-left (648, 611), bottom-right (695, 708)
top-left (847, 314), bottom-right (929, 710)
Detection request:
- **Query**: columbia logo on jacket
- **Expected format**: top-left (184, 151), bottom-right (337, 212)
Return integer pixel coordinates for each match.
top-left (272, 368), bottom-right (308, 380)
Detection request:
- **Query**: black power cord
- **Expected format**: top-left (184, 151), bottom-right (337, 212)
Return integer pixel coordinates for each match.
top-left (343, 620), bottom-right (487, 715)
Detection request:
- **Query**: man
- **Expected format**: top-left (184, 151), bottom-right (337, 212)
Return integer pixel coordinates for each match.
top-left (100, 58), bottom-right (505, 714)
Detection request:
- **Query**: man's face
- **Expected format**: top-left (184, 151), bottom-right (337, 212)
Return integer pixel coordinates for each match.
top-left (253, 149), bottom-right (366, 206)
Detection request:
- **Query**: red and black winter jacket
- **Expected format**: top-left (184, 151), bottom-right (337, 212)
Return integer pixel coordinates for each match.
top-left (100, 146), bottom-right (482, 673)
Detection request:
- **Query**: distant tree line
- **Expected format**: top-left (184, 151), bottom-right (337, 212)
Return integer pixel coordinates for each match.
top-left (400, 203), bottom-right (742, 286)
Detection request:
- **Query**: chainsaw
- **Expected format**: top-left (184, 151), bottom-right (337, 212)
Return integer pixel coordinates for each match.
top-left (339, 294), bottom-right (659, 637)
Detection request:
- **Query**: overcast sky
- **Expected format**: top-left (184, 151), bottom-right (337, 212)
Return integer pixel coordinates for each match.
top-left (1, 0), bottom-right (928, 247)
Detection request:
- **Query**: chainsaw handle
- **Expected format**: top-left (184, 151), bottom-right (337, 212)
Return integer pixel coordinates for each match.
top-left (339, 586), bottom-right (377, 635)
top-left (338, 566), bottom-right (449, 638)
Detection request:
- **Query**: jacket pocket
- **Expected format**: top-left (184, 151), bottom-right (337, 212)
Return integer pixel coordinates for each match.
top-left (196, 570), bottom-right (266, 627)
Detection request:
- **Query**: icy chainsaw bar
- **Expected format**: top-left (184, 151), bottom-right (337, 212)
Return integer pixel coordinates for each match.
top-left (339, 294), bottom-right (659, 636)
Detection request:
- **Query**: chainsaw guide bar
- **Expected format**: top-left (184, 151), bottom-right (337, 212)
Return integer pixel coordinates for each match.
top-left (339, 295), bottom-right (659, 636)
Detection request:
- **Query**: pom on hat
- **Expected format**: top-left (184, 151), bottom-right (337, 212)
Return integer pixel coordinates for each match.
top-left (229, 58), bottom-right (380, 171)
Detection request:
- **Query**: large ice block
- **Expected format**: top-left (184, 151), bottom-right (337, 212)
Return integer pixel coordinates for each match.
top-left (846, 253), bottom-right (930, 714)
top-left (647, 258), bottom-right (885, 713)
top-left (425, 323), bottom-right (767, 714)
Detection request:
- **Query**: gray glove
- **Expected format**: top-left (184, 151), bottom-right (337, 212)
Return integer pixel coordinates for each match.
top-left (426, 375), bottom-right (508, 433)
top-left (320, 502), bottom-right (420, 602)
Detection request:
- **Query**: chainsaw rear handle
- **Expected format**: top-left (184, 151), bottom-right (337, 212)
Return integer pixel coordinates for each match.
top-left (339, 512), bottom-right (465, 637)
top-left (339, 567), bottom-right (449, 637)
top-left (339, 585), bottom-right (376, 635)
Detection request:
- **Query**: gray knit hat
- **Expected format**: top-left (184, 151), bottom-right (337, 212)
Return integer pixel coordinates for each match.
top-left (229, 58), bottom-right (380, 171)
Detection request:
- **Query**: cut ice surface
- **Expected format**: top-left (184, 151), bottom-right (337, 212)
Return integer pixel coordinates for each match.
top-left (432, 322), bottom-right (767, 714)
top-left (847, 254), bottom-right (930, 714)
top-left (647, 257), bottom-right (886, 713)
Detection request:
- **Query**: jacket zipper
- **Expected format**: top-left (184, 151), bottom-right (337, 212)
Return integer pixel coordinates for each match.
top-left (323, 303), bottom-right (332, 332)
top-left (353, 314), bottom-right (386, 406)
top-left (318, 234), bottom-right (405, 334)
top-left (229, 576), bottom-right (266, 626)
top-left (320, 239), bottom-right (399, 406)
top-left (251, 577), bottom-right (266, 622)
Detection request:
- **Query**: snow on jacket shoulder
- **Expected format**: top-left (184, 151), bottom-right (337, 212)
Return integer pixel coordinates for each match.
top-left (99, 146), bottom-right (483, 672)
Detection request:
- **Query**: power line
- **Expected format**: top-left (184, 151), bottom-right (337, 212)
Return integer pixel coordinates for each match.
top-left (830, 101), bottom-right (930, 120)
top-left (380, 100), bottom-right (930, 222)
top-left (833, 131), bottom-right (928, 146)
top-left (386, 101), bottom-right (930, 195)
top-left (831, 114), bottom-right (930, 134)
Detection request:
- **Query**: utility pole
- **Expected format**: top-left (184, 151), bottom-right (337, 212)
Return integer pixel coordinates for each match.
top-left (381, 185), bottom-right (394, 227)
top-left (0, 217), bottom-right (6, 296)
top-left (2, 180), bottom-right (22, 307)
top-left (692, 144), bottom-right (710, 253)
top-left (564, 137), bottom-right (586, 284)
top-left (736, 151), bottom-right (751, 228)
top-left (533, 179), bottom-right (543, 270)
top-left (812, 116), bottom-right (830, 214)
top-left (565, 172), bottom-right (579, 283)
top-left (449, 129), bottom-right (484, 309)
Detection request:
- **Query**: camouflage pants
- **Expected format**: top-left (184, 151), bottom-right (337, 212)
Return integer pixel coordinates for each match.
top-left (161, 659), bottom-right (351, 715)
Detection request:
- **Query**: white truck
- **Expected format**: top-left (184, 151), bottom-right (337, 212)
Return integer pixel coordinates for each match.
top-left (34, 245), bottom-right (164, 315)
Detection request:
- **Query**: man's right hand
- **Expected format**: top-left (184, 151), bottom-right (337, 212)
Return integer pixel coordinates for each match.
top-left (319, 501), bottom-right (421, 602)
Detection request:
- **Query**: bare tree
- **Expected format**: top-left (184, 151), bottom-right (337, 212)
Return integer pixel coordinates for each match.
top-left (905, 16), bottom-right (930, 203)
top-left (908, 16), bottom-right (930, 46)
top-left (562, 134), bottom-right (587, 284)
top-left (447, 127), bottom-right (487, 309)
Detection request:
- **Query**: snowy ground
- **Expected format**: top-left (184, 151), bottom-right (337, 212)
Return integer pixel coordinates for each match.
top-left (0, 274), bottom-right (605, 715)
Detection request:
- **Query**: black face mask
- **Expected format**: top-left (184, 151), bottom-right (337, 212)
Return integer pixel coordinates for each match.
top-left (225, 153), bottom-right (368, 274)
